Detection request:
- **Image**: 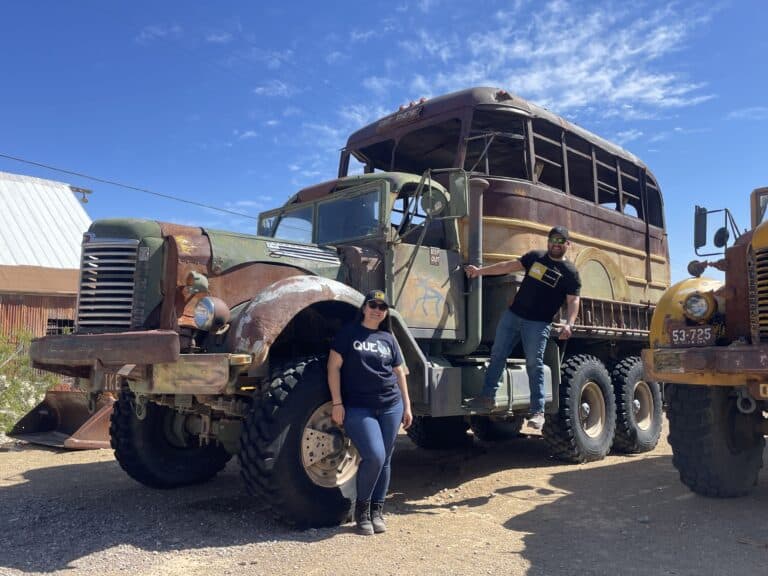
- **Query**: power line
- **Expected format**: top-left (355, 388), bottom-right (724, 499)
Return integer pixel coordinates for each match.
top-left (0, 152), bottom-right (259, 220)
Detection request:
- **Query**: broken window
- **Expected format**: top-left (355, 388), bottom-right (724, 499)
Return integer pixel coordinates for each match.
top-left (464, 109), bottom-right (526, 178)
top-left (393, 119), bottom-right (462, 174)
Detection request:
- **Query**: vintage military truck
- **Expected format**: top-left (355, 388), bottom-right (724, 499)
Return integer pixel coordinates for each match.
top-left (30, 87), bottom-right (670, 527)
top-left (643, 187), bottom-right (768, 497)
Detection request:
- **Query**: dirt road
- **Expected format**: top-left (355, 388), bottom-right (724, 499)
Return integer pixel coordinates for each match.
top-left (1, 420), bottom-right (766, 576)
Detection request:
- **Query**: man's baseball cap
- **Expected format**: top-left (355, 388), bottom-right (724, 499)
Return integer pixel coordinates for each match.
top-left (548, 226), bottom-right (569, 241)
top-left (364, 289), bottom-right (390, 306)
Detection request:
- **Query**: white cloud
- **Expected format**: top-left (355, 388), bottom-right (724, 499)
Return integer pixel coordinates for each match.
top-left (234, 129), bottom-right (258, 140)
top-left (399, 30), bottom-right (455, 63)
top-left (614, 129), bottom-right (643, 145)
top-left (363, 76), bottom-right (398, 96)
top-left (325, 51), bottom-right (344, 64)
top-left (206, 32), bottom-right (232, 44)
top-left (253, 80), bottom-right (294, 97)
top-left (283, 106), bottom-right (302, 117)
top-left (351, 29), bottom-right (377, 43)
top-left (135, 24), bottom-right (182, 45)
top-left (404, 2), bottom-right (716, 119)
top-left (727, 107), bottom-right (768, 121)
top-left (265, 120), bottom-right (279, 127)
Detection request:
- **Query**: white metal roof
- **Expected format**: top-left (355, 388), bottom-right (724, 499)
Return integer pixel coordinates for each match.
top-left (0, 170), bottom-right (91, 269)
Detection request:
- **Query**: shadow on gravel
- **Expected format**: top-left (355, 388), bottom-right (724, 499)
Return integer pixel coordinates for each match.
top-left (0, 433), bottom-right (557, 573)
top-left (500, 447), bottom-right (768, 576)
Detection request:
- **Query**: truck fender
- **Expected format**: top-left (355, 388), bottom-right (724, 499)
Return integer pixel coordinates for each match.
top-left (649, 277), bottom-right (723, 347)
top-left (227, 276), bottom-right (364, 366)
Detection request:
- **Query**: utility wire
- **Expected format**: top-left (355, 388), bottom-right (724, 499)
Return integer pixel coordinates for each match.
top-left (0, 152), bottom-right (258, 220)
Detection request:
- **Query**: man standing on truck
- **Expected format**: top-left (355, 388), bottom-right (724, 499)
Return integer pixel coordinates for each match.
top-left (464, 226), bottom-right (581, 429)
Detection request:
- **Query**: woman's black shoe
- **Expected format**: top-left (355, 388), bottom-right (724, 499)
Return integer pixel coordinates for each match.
top-left (354, 500), bottom-right (374, 535)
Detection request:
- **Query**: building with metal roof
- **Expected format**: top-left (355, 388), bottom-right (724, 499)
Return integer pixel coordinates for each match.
top-left (0, 170), bottom-right (91, 338)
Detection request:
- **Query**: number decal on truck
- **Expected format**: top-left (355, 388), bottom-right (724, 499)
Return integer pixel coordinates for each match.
top-left (669, 326), bottom-right (715, 347)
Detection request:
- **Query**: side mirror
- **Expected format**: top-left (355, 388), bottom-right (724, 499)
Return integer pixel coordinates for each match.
top-left (446, 170), bottom-right (469, 218)
top-left (713, 227), bottom-right (730, 248)
top-left (420, 187), bottom-right (449, 217)
top-left (694, 206), bottom-right (707, 249)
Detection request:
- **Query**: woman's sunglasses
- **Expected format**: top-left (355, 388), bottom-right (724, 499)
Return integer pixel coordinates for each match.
top-left (366, 301), bottom-right (389, 311)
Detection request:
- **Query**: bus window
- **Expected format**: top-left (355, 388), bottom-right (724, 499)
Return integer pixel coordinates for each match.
top-left (358, 139), bottom-right (395, 172)
top-left (596, 148), bottom-right (618, 210)
top-left (566, 133), bottom-right (595, 202)
top-left (619, 159), bottom-right (643, 219)
top-left (532, 118), bottom-right (564, 192)
top-left (464, 109), bottom-right (526, 178)
top-left (393, 119), bottom-right (461, 174)
top-left (645, 176), bottom-right (664, 227)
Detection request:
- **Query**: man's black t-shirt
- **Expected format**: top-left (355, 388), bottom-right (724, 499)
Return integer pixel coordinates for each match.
top-left (332, 323), bottom-right (403, 409)
top-left (510, 250), bottom-right (581, 322)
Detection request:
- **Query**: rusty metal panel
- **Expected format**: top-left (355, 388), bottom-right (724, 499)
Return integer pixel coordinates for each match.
top-left (30, 330), bottom-right (179, 367)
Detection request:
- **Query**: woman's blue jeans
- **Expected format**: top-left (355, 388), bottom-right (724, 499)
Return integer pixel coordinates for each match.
top-left (482, 309), bottom-right (551, 413)
top-left (344, 398), bottom-right (403, 504)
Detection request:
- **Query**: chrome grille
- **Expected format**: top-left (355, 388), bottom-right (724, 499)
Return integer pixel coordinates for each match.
top-left (76, 239), bottom-right (139, 332)
top-left (753, 247), bottom-right (768, 341)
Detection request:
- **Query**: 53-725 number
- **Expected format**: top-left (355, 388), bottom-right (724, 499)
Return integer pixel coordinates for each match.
top-left (669, 326), bottom-right (715, 346)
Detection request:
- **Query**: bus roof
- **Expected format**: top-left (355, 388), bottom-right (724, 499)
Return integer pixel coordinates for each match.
top-left (345, 86), bottom-right (647, 169)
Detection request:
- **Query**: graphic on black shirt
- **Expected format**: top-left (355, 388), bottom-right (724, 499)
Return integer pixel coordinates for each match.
top-left (510, 250), bottom-right (581, 323)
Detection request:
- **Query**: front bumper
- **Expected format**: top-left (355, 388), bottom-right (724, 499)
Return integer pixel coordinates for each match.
top-left (30, 330), bottom-right (181, 375)
top-left (30, 330), bottom-right (253, 395)
top-left (642, 345), bottom-right (768, 399)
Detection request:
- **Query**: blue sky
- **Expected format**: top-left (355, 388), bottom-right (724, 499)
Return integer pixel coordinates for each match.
top-left (1, 0), bottom-right (766, 282)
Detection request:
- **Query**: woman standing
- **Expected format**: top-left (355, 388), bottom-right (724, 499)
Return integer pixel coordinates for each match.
top-left (328, 289), bottom-right (413, 535)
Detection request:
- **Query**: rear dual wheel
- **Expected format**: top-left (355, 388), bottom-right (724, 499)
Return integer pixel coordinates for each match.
top-left (543, 354), bottom-right (616, 463)
top-left (612, 356), bottom-right (662, 453)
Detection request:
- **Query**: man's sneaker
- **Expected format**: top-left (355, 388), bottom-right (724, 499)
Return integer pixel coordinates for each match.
top-left (466, 395), bottom-right (496, 412)
top-left (527, 413), bottom-right (545, 430)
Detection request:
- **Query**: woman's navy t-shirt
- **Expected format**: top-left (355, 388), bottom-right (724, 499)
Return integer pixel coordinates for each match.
top-left (332, 323), bottom-right (403, 409)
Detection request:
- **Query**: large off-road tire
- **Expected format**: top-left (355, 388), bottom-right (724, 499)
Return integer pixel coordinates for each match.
top-left (239, 357), bottom-right (359, 528)
top-left (667, 384), bottom-right (765, 497)
top-left (612, 356), bottom-right (662, 453)
top-left (543, 354), bottom-right (616, 463)
top-left (469, 415), bottom-right (524, 441)
top-left (110, 388), bottom-right (231, 489)
top-left (406, 415), bottom-right (470, 449)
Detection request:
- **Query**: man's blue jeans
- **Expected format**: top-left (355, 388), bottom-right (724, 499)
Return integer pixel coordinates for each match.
top-left (344, 398), bottom-right (404, 504)
top-left (482, 309), bottom-right (551, 413)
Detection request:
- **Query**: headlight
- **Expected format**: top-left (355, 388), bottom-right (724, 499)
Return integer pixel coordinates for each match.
top-left (193, 297), bottom-right (230, 331)
top-left (682, 292), bottom-right (716, 322)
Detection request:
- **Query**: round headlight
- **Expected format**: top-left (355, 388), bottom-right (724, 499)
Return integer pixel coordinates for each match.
top-left (682, 292), bottom-right (715, 321)
top-left (193, 297), bottom-right (230, 331)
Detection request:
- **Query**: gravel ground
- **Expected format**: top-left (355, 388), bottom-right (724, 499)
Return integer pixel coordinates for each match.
top-left (1, 419), bottom-right (767, 576)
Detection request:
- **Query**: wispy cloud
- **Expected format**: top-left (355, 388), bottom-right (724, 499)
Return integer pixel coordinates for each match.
top-left (234, 129), bottom-right (258, 140)
top-left (399, 30), bottom-right (455, 63)
top-left (363, 76), bottom-right (398, 96)
top-left (253, 80), bottom-right (295, 97)
top-left (614, 129), bottom-right (643, 145)
top-left (727, 106), bottom-right (768, 121)
top-left (396, 2), bottom-right (716, 119)
top-left (135, 24), bottom-right (182, 45)
top-left (205, 32), bottom-right (232, 44)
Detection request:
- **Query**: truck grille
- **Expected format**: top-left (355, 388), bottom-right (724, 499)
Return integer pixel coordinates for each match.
top-left (76, 239), bottom-right (139, 332)
top-left (752, 247), bottom-right (768, 341)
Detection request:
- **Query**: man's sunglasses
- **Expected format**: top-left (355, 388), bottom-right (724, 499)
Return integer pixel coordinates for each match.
top-left (366, 301), bottom-right (389, 311)
top-left (549, 237), bottom-right (567, 245)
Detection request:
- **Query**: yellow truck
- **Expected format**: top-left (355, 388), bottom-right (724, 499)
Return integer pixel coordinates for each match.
top-left (643, 187), bottom-right (768, 496)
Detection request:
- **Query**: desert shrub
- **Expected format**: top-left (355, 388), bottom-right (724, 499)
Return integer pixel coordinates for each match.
top-left (0, 331), bottom-right (59, 433)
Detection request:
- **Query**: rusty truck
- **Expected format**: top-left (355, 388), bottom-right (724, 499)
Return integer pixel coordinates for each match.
top-left (30, 87), bottom-right (669, 527)
top-left (643, 187), bottom-right (768, 496)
